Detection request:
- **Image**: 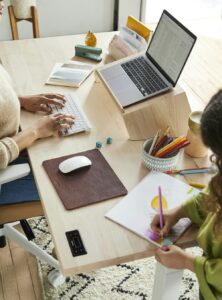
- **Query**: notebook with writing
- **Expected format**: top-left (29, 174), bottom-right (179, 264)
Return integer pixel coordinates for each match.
top-left (42, 149), bottom-right (127, 210)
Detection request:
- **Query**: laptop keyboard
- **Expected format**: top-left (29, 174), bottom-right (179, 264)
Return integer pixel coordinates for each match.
top-left (121, 56), bottom-right (168, 96)
top-left (50, 93), bottom-right (91, 136)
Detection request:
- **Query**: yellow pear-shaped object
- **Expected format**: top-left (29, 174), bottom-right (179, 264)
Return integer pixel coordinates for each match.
top-left (151, 195), bottom-right (168, 210)
top-left (85, 31), bottom-right (97, 47)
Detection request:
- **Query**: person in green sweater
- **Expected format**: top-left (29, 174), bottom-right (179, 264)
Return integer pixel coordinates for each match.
top-left (151, 90), bottom-right (222, 300)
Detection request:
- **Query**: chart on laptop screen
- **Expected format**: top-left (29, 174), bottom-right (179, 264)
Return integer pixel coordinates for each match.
top-left (147, 12), bottom-right (195, 83)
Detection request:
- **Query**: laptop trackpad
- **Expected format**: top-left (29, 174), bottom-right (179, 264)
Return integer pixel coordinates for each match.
top-left (103, 67), bottom-right (142, 107)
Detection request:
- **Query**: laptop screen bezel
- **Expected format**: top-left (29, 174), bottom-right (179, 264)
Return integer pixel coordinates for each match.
top-left (146, 9), bottom-right (197, 87)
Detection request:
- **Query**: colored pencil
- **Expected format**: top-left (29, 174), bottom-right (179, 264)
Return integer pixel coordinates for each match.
top-left (155, 136), bottom-right (187, 157)
top-left (158, 186), bottom-right (164, 229)
top-left (165, 167), bottom-right (211, 174)
top-left (149, 129), bottom-right (161, 155)
top-left (161, 140), bottom-right (190, 158)
top-left (155, 126), bottom-right (170, 145)
top-left (151, 134), bottom-right (169, 155)
top-left (188, 182), bottom-right (206, 189)
top-left (180, 169), bottom-right (211, 175)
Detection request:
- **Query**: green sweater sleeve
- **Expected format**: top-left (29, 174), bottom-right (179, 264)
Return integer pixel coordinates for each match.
top-left (195, 256), bottom-right (222, 300)
top-left (182, 191), bottom-right (208, 227)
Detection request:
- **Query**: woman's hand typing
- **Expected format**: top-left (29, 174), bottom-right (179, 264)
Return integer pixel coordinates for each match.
top-left (19, 93), bottom-right (66, 113)
top-left (12, 113), bottom-right (75, 151)
top-left (34, 113), bottom-right (75, 138)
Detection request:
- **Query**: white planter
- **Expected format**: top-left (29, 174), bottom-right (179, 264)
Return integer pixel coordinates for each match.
top-left (10, 0), bottom-right (36, 19)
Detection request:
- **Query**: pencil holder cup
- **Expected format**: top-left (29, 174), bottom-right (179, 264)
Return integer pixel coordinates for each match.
top-left (142, 138), bottom-right (179, 172)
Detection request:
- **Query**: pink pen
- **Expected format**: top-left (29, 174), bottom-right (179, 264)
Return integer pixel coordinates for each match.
top-left (158, 186), bottom-right (164, 229)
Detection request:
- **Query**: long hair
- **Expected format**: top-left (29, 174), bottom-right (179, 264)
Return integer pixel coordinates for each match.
top-left (201, 90), bottom-right (222, 233)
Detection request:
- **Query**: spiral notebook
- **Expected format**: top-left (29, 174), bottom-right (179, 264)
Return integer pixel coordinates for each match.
top-left (42, 149), bottom-right (127, 210)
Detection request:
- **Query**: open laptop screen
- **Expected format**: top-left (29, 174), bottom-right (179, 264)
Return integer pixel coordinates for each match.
top-left (147, 10), bottom-right (196, 86)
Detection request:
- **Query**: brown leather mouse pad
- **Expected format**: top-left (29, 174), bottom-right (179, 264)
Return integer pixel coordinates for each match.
top-left (42, 149), bottom-right (127, 210)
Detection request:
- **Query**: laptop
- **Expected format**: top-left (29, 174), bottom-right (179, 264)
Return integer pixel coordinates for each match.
top-left (98, 10), bottom-right (197, 108)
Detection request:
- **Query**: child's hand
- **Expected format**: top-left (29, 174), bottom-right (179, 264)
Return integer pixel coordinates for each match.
top-left (150, 206), bottom-right (186, 237)
top-left (155, 245), bottom-right (195, 271)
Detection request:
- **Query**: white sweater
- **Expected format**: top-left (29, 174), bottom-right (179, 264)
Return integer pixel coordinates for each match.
top-left (0, 65), bottom-right (20, 169)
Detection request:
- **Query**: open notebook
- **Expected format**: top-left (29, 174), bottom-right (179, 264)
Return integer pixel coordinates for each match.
top-left (106, 171), bottom-right (200, 247)
top-left (46, 60), bottom-right (94, 87)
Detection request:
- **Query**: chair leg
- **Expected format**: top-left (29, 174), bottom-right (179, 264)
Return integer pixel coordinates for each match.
top-left (3, 223), bottom-right (59, 269)
top-left (2, 223), bottom-right (65, 287)
top-left (0, 224), bottom-right (6, 248)
top-left (8, 5), bottom-right (19, 40)
top-left (31, 6), bottom-right (40, 38)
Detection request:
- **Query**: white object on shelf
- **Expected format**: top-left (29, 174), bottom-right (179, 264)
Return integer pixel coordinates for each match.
top-left (10, 0), bottom-right (36, 19)
top-left (108, 26), bottom-right (148, 61)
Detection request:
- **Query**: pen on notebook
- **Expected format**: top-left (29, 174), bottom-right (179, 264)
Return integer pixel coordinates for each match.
top-left (158, 186), bottom-right (164, 229)
top-left (188, 182), bottom-right (206, 189)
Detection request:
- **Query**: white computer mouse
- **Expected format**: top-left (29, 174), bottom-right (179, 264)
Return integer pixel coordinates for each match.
top-left (59, 156), bottom-right (92, 174)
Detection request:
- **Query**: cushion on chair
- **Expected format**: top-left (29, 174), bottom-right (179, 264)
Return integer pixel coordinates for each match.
top-left (0, 155), bottom-right (39, 205)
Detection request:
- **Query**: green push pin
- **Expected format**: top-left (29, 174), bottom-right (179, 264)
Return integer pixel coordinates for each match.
top-left (96, 141), bottom-right (102, 148)
top-left (106, 137), bottom-right (112, 144)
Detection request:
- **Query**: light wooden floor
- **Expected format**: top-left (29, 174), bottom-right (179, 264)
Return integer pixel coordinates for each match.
top-left (1, 17), bottom-right (222, 300)
top-left (0, 225), bottom-right (43, 300)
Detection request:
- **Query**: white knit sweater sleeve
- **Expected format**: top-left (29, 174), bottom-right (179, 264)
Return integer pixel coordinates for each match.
top-left (0, 137), bottom-right (20, 169)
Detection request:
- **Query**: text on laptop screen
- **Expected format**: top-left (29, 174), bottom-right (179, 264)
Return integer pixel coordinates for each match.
top-left (147, 12), bottom-right (195, 84)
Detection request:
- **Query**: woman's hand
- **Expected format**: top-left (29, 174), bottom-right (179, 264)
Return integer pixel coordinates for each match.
top-left (12, 113), bottom-right (75, 151)
top-left (151, 206), bottom-right (186, 237)
top-left (155, 245), bottom-right (195, 271)
top-left (19, 93), bottom-right (66, 113)
top-left (34, 113), bottom-right (75, 138)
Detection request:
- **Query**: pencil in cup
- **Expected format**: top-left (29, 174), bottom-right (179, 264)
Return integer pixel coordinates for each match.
top-left (155, 136), bottom-right (189, 158)
top-left (143, 138), bottom-right (180, 172)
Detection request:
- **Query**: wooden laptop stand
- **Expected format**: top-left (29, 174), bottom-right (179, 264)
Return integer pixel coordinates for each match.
top-left (122, 85), bottom-right (191, 140)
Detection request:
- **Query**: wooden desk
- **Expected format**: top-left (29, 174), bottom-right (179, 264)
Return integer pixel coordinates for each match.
top-left (0, 33), bottom-right (214, 291)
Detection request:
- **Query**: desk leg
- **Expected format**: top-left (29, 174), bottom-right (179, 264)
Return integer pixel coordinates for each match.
top-left (151, 262), bottom-right (183, 300)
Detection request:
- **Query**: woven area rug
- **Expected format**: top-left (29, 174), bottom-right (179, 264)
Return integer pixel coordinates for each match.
top-left (29, 217), bottom-right (201, 300)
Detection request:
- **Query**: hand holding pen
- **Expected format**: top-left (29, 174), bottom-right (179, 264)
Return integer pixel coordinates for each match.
top-left (150, 206), bottom-right (185, 238)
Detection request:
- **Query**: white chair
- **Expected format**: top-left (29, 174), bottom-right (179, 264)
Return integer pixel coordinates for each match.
top-left (0, 164), bottom-right (65, 287)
